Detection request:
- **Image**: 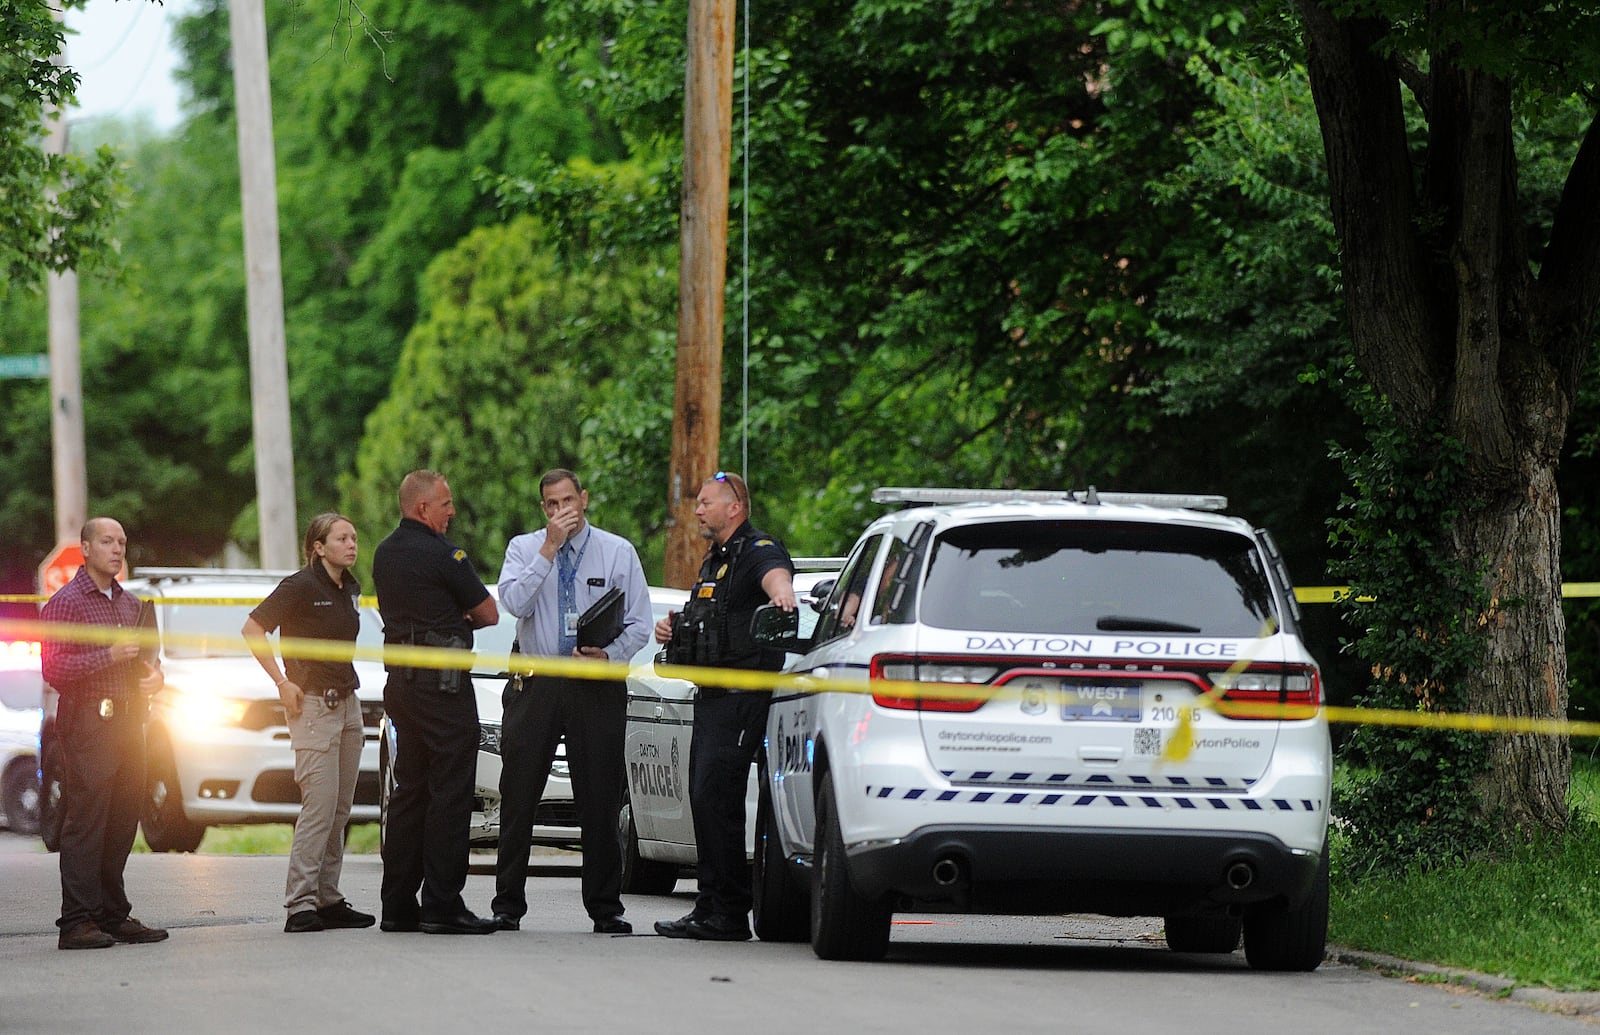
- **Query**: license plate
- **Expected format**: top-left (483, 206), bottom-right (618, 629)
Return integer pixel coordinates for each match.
top-left (1061, 682), bottom-right (1141, 722)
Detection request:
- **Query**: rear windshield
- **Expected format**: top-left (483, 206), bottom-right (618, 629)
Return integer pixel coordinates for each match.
top-left (918, 520), bottom-right (1277, 636)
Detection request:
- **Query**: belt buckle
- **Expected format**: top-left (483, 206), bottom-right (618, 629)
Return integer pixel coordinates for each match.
top-left (323, 688), bottom-right (340, 709)
top-left (98, 697), bottom-right (115, 719)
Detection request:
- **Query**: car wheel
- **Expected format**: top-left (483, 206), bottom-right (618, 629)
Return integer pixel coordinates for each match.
top-left (38, 718), bottom-right (62, 852)
top-left (752, 778), bottom-right (808, 942)
top-left (1163, 913), bottom-right (1242, 954)
top-left (617, 791), bottom-right (678, 895)
top-left (1242, 849), bottom-right (1329, 971)
top-left (2, 758), bottom-right (41, 836)
top-left (810, 781), bottom-right (891, 961)
top-left (140, 732), bottom-right (204, 853)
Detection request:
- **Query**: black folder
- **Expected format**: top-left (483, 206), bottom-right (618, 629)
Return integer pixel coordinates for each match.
top-left (576, 586), bottom-right (625, 648)
top-left (136, 598), bottom-right (159, 665)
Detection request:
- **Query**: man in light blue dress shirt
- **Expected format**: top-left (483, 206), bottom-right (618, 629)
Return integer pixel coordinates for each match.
top-left (490, 469), bottom-right (652, 933)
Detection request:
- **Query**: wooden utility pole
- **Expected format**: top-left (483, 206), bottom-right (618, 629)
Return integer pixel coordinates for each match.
top-left (664, 0), bottom-right (736, 587)
top-left (229, 0), bottom-right (299, 569)
top-left (45, 2), bottom-right (86, 548)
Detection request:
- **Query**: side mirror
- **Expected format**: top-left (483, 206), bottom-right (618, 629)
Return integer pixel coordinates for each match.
top-left (750, 604), bottom-right (810, 652)
top-left (806, 578), bottom-right (836, 614)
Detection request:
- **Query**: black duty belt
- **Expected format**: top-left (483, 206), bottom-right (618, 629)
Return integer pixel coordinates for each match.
top-left (71, 692), bottom-right (136, 720)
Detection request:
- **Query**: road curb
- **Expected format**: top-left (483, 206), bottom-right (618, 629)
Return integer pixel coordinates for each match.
top-left (1332, 945), bottom-right (1600, 1021)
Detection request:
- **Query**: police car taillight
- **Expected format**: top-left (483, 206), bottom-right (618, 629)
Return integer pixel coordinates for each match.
top-left (869, 656), bottom-right (997, 712)
top-left (1209, 663), bottom-right (1322, 719)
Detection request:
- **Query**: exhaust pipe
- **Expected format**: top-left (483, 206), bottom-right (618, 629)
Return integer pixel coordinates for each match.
top-left (1225, 861), bottom-right (1256, 890)
top-left (931, 856), bottom-right (965, 888)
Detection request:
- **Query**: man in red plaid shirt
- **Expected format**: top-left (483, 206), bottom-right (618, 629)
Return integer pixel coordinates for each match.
top-left (41, 518), bottom-right (168, 950)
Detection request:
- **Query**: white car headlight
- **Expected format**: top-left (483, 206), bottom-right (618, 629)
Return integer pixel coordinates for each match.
top-left (164, 692), bottom-right (251, 733)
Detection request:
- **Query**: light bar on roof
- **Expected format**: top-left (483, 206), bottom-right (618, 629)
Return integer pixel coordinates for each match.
top-left (870, 487), bottom-right (1230, 512)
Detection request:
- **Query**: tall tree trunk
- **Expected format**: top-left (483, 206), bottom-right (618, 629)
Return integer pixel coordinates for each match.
top-left (1458, 460), bottom-right (1570, 830)
top-left (1297, 0), bottom-right (1600, 838)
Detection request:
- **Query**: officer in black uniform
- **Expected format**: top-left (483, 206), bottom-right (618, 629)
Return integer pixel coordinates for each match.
top-left (371, 470), bottom-right (500, 935)
top-left (653, 471), bottom-right (794, 942)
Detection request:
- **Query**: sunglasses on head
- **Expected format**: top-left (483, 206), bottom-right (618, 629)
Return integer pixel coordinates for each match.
top-left (713, 470), bottom-right (747, 507)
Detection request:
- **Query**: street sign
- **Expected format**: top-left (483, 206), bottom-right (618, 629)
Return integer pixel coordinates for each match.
top-left (37, 542), bottom-right (84, 597)
top-left (0, 354), bottom-right (49, 380)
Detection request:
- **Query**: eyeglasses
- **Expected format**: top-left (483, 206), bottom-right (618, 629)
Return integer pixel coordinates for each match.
top-left (713, 470), bottom-right (747, 508)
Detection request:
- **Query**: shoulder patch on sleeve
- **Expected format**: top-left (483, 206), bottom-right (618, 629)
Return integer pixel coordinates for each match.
top-left (451, 549), bottom-right (468, 562)
top-left (754, 538), bottom-right (775, 547)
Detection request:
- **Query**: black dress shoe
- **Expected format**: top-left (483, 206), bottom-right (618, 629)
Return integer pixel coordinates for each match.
top-left (592, 915), bottom-right (632, 934)
top-left (284, 910), bottom-right (325, 933)
top-left (685, 914), bottom-right (752, 942)
top-left (653, 912), bottom-right (705, 939)
top-left (419, 910), bottom-right (499, 935)
top-left (379, 917), bottom-right (421, 933)
top-left (317, 902), bottom-right (376, 929)
top-left (491, 913), bottom-right (520, 931)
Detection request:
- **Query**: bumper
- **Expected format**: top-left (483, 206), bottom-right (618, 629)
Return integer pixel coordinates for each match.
top-left (174, 730), bottom-right (382, 825)
top-left (471, 749), bottom-right (580, 848)
top-left (846, 824), bottom-right (1323, 915)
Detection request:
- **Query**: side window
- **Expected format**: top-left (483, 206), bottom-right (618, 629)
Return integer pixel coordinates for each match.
top-left (811, 535), bottom-right (884, 644)
top-left (868, 536), bottom-right (913, 626)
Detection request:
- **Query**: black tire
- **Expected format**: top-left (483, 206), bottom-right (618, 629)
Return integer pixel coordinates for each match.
top-left (617, 791), bottom-right (678, 895)
top-left (38, 718), bottom-right (62, 852)
top-left (2, 758), bottom-right (41, 836)
top-left (1243, 849), bottom-right (1329, 971)
top-left (1163, 913), bottom-right (1242, 954)
top-left (810, 781), bottom-right (891, 961)
top-left (752, 780), bottom-right (808, 942)
top-left (140, 731), bottom-right (204, 854)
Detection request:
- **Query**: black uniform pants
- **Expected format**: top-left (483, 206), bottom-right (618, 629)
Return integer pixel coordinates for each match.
top-left (493, 674), bottom-right (626, 921)
top-left (57, 694), bottom-right (145, 931)
top-left (380, 672), bottom-right (479, 921)
top-left (689, 688), bottom-right (769, 920)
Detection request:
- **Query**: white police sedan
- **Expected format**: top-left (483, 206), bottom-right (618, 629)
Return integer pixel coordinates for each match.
top-left (619, 568), bottom-right (837, 893)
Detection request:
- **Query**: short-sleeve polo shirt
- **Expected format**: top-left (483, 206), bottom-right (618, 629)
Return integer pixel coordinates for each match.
top-left (372, 517), bottom-right (491, 664)
top-left (249, 561), bottom-right (361, 692)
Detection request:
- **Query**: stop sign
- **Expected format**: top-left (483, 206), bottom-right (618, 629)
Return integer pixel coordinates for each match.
top-left (37, 541), bottom-right (84, 597)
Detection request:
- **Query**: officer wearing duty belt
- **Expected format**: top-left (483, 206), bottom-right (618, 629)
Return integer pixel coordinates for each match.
top-left (653, 471), bottom-right (794, 942)
top-left (372, 470), bottom-right (500, 935)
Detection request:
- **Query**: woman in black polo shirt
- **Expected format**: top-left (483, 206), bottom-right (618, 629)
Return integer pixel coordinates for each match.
top-left (242, 513), bottom-right (376, 933)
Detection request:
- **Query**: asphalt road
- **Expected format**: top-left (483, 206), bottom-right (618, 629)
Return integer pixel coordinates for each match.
top-left (0, 831), bottom-right (1589, 1034)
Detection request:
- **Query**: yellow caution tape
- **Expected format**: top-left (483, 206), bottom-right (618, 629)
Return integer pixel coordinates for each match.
top-left (7, 614), bottom-right (1599, 740)
top-left (6, 585), bottom-right (1600, 606)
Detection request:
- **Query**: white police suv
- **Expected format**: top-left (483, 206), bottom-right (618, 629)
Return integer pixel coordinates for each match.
top-left (753, 488), bottom-right (1330, 970)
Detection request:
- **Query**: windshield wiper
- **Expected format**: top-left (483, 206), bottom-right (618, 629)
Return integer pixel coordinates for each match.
top-left (1095, 615), bottom-right (1203, 633)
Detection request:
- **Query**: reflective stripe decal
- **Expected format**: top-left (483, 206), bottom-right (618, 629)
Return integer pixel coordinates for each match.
top-left (941, 769), bottom-right (1257, 791)
top-left (866, 785), bottom-right (1322, 812)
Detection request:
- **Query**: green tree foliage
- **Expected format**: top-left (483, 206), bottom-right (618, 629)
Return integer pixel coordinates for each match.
top-left (343, 214), bottom-right (675, 579)
top-left (1326, 374), bottom-right (1491, 868)
top-left (172, 0), bottom-right (627, 529)
top-left (0, 113), bottom-right (252, 575)
top-left (0, 0), bottom-right (122, 289)
top-left (538, 0), bottom-right (1330, 554)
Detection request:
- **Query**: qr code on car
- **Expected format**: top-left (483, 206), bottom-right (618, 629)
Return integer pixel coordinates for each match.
top-left (1133, 728), bottom-right (1162, 756)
